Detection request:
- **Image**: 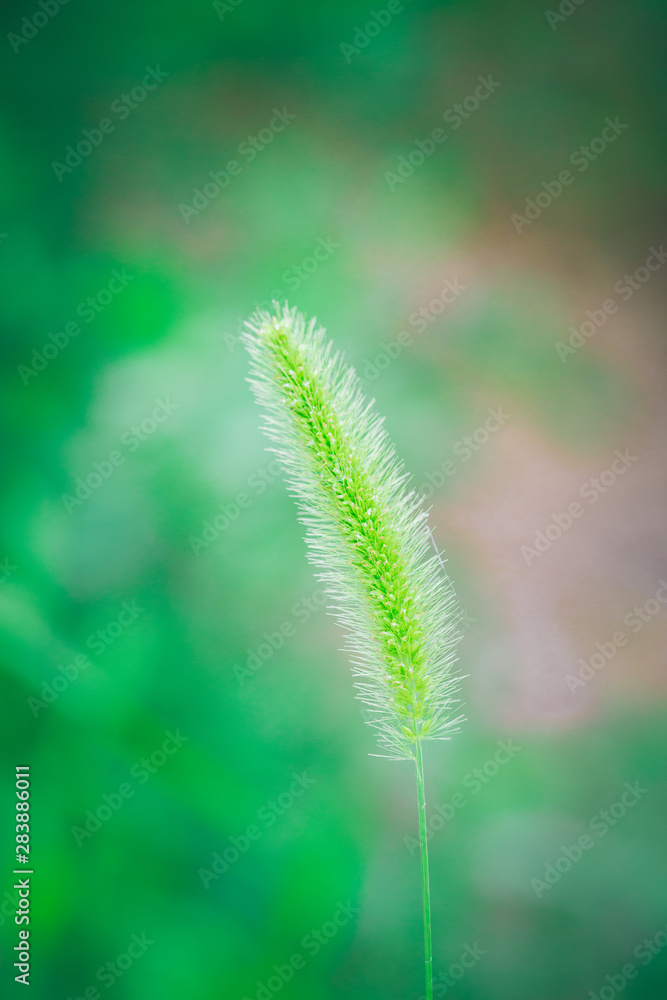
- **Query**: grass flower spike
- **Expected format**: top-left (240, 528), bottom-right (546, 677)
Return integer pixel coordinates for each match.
top-left (241, 302), bottom-right (464, 998)
top-left (242, 303), bottom-right (463, 758)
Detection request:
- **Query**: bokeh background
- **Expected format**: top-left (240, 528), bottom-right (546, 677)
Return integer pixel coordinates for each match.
top-left (1, 0), bottom-right (666, 997)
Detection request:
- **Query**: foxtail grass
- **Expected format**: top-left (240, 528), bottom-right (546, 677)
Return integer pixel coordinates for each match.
top-left (241, 302), bottom-right (464, 998)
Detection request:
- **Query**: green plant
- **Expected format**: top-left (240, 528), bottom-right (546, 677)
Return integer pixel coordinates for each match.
top-left (242, 303), bottom-right (464, 998)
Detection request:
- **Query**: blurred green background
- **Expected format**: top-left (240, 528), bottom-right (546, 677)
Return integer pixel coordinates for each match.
top-left (1, 0), bottom-right (666, 997)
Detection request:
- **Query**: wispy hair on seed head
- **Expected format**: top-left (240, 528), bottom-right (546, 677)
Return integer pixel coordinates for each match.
top-left (242, 302), bottom-right (464, 759)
